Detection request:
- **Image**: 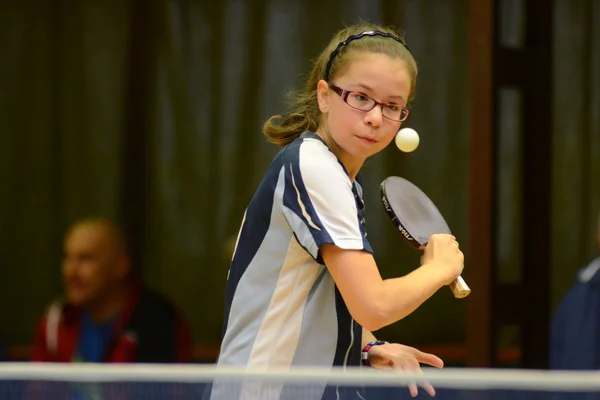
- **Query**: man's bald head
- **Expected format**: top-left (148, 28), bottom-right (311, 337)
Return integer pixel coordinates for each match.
top-left (65, 218), bottom-right (129, 256)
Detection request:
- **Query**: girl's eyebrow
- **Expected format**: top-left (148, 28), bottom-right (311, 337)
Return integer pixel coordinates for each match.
top-left (348, 82), bottom-right (406, 102)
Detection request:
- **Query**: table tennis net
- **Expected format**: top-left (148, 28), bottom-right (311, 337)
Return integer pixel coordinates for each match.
top-left (1, 362), bottom-right (600, 399)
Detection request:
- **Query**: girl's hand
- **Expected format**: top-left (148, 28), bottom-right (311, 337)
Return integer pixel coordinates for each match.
top-left (421, 233), bottom-right (464, 285)
top-left (367, 343), bottom-right (444, 397)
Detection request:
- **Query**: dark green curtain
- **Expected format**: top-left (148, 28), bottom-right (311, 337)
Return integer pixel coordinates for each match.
top-left (551, 0), bottom-right (600, 306)
top-left (1, 0), bottom-right (597, 353)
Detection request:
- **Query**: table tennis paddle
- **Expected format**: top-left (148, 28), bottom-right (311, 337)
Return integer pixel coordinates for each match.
top-left (380, 176), bottom-right (471, 299)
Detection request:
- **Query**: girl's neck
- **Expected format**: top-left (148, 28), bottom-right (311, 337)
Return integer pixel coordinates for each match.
top-left (314, 128), bottom-right (364, 182)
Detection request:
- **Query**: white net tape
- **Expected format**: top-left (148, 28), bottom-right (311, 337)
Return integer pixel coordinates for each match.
top-left (0, 363), bottom-right (600, 390)
top-left (1, 363), bottom-right (600, 399)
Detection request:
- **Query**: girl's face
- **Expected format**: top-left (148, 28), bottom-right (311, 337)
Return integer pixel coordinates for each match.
top-left (317, 52), bottom-right (412, 173)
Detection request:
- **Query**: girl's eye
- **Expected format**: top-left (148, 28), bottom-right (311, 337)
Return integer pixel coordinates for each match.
top-left (352, 93), bottom-right (369, 102)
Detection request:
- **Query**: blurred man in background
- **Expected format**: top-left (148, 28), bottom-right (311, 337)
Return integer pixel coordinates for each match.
top-left (550, 212), bottom-right (600, 370)
top-left (31, 218), bottom-right (192, 363)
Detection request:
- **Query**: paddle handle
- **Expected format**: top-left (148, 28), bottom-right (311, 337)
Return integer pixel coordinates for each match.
top-left (449, 275), bottom-right (471, 298)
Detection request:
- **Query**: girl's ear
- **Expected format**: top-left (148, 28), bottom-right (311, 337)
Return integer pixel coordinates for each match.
top-left (317, 80), bottom-right (330, 113)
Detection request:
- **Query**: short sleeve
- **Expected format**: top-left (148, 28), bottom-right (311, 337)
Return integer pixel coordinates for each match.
top-left (281, 138), bottom-right (372, 262)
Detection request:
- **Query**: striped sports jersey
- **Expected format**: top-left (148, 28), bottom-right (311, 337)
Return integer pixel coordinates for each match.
top-left (213, 131), bottom-right (373, 399)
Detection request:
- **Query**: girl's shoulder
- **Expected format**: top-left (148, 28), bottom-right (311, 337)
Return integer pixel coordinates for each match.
top-left (278, 132), bottom-right (345, 175)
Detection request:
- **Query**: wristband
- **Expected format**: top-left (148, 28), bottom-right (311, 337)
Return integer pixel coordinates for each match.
top-left (361, 340), bottom-right (389, 367)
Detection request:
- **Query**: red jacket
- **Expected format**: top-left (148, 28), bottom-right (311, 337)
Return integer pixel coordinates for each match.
top-left (32, 283), bottom-right (192, 363)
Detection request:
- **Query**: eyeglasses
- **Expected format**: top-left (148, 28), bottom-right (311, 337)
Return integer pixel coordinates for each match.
top-left (330, 85), bottom-right (411, 122)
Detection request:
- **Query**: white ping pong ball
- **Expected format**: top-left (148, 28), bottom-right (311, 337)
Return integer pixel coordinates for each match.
top-left (395, 128), bottom-right (420, 153)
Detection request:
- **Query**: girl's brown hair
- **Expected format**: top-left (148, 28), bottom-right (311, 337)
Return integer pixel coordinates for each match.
top-left (264, 23), bottom-right (417, 147)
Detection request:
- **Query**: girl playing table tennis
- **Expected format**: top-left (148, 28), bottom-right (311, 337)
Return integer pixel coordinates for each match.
top-left (214, 22), bottom-right (464, 399)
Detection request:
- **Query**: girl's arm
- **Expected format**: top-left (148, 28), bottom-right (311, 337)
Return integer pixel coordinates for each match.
top-left (321, 235), bottom-right (462, 331)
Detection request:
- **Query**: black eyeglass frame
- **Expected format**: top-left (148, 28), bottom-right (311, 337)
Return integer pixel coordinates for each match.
top-left (330, 84), bottom-right (411, 122)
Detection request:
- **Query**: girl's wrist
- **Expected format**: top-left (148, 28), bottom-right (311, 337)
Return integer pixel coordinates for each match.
top-left (361, 340), bottom-right (389, 367)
